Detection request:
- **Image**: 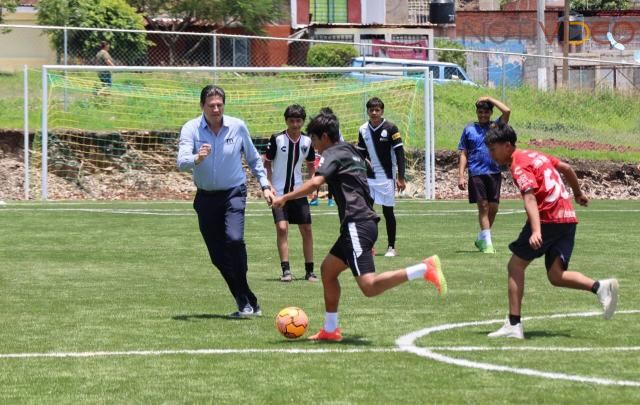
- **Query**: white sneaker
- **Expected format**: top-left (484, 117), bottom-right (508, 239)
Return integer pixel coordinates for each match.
top-left (384, 247), bottom-right (396, 257)
top-left (488, 318), bottom-right (524, 339)
top-left (597, 278), bottom-right (619, 320)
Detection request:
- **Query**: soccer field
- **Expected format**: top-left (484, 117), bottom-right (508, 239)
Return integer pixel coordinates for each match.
top-left (1, 199), bottom-right (639, 403)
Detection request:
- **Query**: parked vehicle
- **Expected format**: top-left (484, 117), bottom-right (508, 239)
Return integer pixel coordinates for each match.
top-left (348, 57), bottom-right (477, 86)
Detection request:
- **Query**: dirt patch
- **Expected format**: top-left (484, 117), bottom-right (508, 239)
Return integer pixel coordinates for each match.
top-left (528, 138), bottom-right (640, 154)
top-left (1, 131), bottom-right (639, 200)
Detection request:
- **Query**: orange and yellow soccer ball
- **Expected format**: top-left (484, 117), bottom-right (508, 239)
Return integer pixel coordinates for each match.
top-left (275, 307), bottom-right (308, 339)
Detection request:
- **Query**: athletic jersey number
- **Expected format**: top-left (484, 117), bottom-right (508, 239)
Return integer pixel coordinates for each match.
top-left (543, 168), bottom-right (569, 203)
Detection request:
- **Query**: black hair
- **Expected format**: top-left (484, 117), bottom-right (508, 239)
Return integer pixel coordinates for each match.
top-left (284, 104), bottom-right (306, 120)
top-left (485, 122), bottom-right (517, 146)
top-left (100, 41), bottom-right (110, 49)
top-left (200, 85), bottom-right (226, 106)
top-left (319, 106), bottom-right (334, 115)
top-left (306, 112), bottom-right (340, 142)
top-left (475, 100), bottom-right (494, 111)
top-left (366, 97), bottom-right (384, 110)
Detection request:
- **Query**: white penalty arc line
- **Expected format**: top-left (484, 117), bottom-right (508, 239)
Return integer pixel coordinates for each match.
top-left (396, 310), bottom-right (640, 387)
top-left (0, 347), bottom-right (400, 359)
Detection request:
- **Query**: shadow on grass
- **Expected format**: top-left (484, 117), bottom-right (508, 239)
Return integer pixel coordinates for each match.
top-left (172, 313), bottom-right (254, 321)
top-left (272, 334), bottom-right (373, 346)
top-left (472, 329), bottom-right (573, 339)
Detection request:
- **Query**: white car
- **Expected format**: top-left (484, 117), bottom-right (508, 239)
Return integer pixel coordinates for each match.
top-left (348, 57), bottom-right (477, 86)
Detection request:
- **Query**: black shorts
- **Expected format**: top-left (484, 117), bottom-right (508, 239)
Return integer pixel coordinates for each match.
top-left (272, 197), bottom-right (311, 224)
top-left (468, 173), bottom-right (502, 204)
top-left (330, 220), bottom-right (378, 277)
top-left (509, 222), bottom-right (577, 271)
top-left (98, 72), bottom-right (112, 86)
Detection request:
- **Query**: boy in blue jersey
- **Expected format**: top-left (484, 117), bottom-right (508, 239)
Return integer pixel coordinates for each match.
top-left (458, 96), bottom-right (511, 254)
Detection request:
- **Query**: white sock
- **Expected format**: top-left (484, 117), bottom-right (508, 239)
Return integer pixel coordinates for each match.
top-left (406, 262), bottom-right (427, 281)
top-left (480, 229), bottom-right (492, 245)
top-left (324, 312), bottom-right (338, 332)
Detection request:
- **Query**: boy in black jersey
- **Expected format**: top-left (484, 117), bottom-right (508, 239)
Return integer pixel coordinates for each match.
top-left (272, 111), bottom-right (446, 341)
top-left (356, 97), bottom-right (406, 257)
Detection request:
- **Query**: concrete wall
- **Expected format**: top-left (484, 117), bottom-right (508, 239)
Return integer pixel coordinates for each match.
top-left (0, 8), bottom-right (57, 72)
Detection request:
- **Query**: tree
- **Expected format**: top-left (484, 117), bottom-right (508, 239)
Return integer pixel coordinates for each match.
top-left (37, 0), bottom-right (149, 64)
top-left (126, 0), bottom-right (283, 65)
top-left (0, 0), bottom-right (19, 27)
top-left (435, 38), bottom-right (467, 70)
top-left (571, 0), bottom-right (630, 10)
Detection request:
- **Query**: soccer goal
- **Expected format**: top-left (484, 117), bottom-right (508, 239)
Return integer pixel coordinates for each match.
top-left (38, 65), bottom-right (435, 200)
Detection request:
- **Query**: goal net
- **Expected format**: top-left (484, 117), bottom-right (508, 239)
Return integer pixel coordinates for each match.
top-left (38, 65), bottom-right (431, 200)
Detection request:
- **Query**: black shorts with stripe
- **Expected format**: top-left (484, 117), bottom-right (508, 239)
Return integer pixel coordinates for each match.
top-left (509, 222), bottom-right (577, 271)
top-left (272, 197), bottom-right (311, 224)
top-left (330, 220), bottom-right (378, 277)
top-left (468, 173), bottom-right (502, 203)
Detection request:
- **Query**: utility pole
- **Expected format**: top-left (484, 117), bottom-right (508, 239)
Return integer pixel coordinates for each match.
top-left (536, 0), bottom-right (547, 89)
top-left (562, 0), bottom-right (570, 87)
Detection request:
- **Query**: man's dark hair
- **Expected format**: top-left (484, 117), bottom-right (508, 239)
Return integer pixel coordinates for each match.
top-left (485, 122), bottom-right (517, 146)
top-left (200, 85), bottom-right (226, 106)
top-left (306, 112), bottom-right (341, 142)
top-left (476, 100), bottom-right (494, 111)
top-left (284, 104), bottom-right (306, 120)
top-left (319, 106), bottom-right (334, 115)
top-left (100, 41), bottom-right (110, 49)
top-left (366, 97), bottom-right (384, 110)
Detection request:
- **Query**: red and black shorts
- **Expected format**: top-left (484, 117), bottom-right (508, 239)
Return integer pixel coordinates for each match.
top-left (509, 222), bottom-right (577, 271)
top-left (272, 197), bottom-right (312, 225)
top-left (330, 220), bottom-right (378, 277)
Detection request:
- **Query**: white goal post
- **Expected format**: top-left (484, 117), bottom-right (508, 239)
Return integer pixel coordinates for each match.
top-left (39, 65), bottom-right (435, 200)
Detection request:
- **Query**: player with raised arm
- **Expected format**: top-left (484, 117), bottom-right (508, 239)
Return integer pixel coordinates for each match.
top-left (271, 111), bottom-right (446, 341)
top-left (458, 96), bottom-right (511, 254)
top-left (264, 104), bottom-right (318, 282)
top-left (485, 122), bottom-right (619, 339)
top-left (356, 97), bottom-right (406, 257)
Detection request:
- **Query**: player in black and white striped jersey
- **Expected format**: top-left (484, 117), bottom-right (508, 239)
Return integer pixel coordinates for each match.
top-left (356, 97), bottom-right (406, 257)
top-left (264, 104), bottom-right (318, 282)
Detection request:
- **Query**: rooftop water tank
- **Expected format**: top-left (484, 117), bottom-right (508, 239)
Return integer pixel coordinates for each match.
top-left (429, 0), bottom-right (456, 24)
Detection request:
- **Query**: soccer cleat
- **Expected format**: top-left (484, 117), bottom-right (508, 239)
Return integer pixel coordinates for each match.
top-left (228, 304), bottom-right (255, 318)
top-left (309, 198), bottom-right (319, 207)
top-left (280, 269), bottom-right (293, 282)
top-left (423, 255), bottom-right (447, 295)
top-left (488, 318), bottom-right (524, 339)
top-left (249, 305), bottom-right (262, 317)
top-left (474, 239), bottom-right (496, 254)
top-left (305, 272), bottom-right (318, 282)
top-left (597, 278), bottom-right (619, 320)
top-left (327, 198), bottom-right (335, 207)
top-left (384, 247), bottom-right (396, 257)
top-left (308, 328), bottom-right (343, 342)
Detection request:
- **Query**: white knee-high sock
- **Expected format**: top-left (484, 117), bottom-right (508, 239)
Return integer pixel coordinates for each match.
top-left (324, 312), bottom-right (338, 332)
top-left (406, 262), bottom-right (427, 281)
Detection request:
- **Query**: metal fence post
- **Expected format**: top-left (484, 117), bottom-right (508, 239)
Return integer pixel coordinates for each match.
top-left (501, 53), bottom-right (506, 101)
top-left (63, 27), bottom-right (68, 111)
top-left (23, 65), bottom-right (29, 200)
top-left (41, 67), bottom-right (49, 201)
top-left (212, 33), bottom-right (217, 83)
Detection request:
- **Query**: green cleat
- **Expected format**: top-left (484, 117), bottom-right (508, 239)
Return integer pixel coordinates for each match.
top-left (474, 239), bottom-right (496, 254)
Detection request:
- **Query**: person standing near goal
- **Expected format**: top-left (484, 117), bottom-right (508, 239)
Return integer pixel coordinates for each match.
top-left (485, 122), bottom-right (619, 339)
top-left (271, 111), bottom-right (446, 341)
top-left (177, 85), bottom-right (275, 318)
top-left (356, 97), bottom-right (406, 257)
top-left (95, 41), bottom-right (115, 93)
top-left (264, 104), bottom-right (318, 282)
top-left (458, 96), bottom-right (510, 254)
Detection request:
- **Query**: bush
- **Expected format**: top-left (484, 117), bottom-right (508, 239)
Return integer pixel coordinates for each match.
top-left (306, 44), bottom-right (358, 67)
top-left (434, 38), bottom-right (466, 70)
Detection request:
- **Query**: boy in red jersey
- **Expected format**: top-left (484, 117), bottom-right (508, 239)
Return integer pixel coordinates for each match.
top-left (484, 122), bottom-right (618, 339)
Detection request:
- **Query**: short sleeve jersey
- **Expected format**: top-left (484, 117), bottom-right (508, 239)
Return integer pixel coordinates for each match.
top-left (458, 118), bottom-right (502, 176)
top-left (356, 119), bottom-right (403, 180)
top-left (264, 131), bottom-right (315, 195)
top-left (510, 149), bottom-right (577, 224)
top-left (316, 143), bottom-right (379, 227)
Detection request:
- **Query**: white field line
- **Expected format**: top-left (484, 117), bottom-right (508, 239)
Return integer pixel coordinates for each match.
top-left (0, 347), bottom-right (400, 359)
top-left (425, 346), bottom-right (640, 352)
top-left (396, 310), bottom-right (640, 387)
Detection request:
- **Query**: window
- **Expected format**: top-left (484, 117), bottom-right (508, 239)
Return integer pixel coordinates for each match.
top-left (219, 37), bottom-right (249, 67)
top-left (310, 0), bottom-right (348, 23)
top-left (407, 65), bottom-right (440, 79)
top-left (444, 66), bottom-right (463, 80)
top-left (408, 0), bottom-right (429, 24)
